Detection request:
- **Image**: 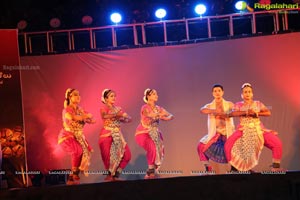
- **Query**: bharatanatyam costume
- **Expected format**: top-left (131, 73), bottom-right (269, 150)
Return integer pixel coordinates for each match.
top-left (197, 99), bottom-right (235, 166)
top-left (58, 106), bottom-right (92, 180)
top-left (225, 101), bottom-right (282, 171)
top-left (135, 104), bottom-right (165, 177)
top-left (99, 105), bottom-right (131, 179)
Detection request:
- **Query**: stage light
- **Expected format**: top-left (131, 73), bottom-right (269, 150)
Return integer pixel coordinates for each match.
top-left (155, 8), bottom-right (167, 20)
top-left (194, 4), bottom-right (207, 16)
top-left (17, 20), bottom-right (27, 31)
top-left (110, 13), bottom-right (122, 24)
top-left (82, 15), bottom-right (93, 26)
top-left (49, 18), bottom-right (61, 28)
top-left (235, 1), bottom-right (247, 11)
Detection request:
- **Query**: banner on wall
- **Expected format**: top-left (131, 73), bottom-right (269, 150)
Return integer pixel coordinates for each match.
top-left (0, 29), bottom-right (28, 188)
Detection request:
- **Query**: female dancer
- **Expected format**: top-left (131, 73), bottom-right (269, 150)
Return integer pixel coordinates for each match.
top-left (99, 89), bottom-right (132, 181)
top-left (135, 88), bottom-right (174, 179)
top-left (58, 88), bottom-right (95, 185)
top-left (225, 83), bottom-right (283, 172)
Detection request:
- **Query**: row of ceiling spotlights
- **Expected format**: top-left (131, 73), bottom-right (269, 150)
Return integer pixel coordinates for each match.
top-left (111, 1), bottom-right (249, 24)
top-left (111, 4), bottom-right (206, 24)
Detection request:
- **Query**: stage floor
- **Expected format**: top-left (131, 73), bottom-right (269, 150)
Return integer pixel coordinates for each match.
top-left (1, 171), bottom-right (300, 200)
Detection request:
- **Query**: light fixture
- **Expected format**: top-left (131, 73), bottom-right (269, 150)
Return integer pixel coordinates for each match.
top-left (17, 20), bottom-right (27, 31)
top-left (82, 15), bottom-right (93, 26)
top-left (49, 18), bottom-right (61, 28)
top-left (155, 8), bottom-right (167, 20)
top-left (110, 13), bottom-right (122, 25)
top-left (194, 4), bottom-right (207, 16)
top-left (235, 1), bottom-right (254, 12)
top-left (235, 1), bottom-right (247, 11)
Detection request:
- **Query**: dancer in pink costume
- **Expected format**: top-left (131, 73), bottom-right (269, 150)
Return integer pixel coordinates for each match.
top-left (135, 88), bottom-right (174, 179)
top-left (99, 89), bottom-right (132, 181)
top-left (197, 84), bottom-right (235, 173)
top-left (225, 83), bottom-right (283, 172)
top-left (58, 88), bottom-right (95, 185)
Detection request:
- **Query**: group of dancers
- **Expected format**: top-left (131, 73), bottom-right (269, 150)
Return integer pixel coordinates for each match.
top-left (58, 88), bottom-right (173, 184)
top-left (58, 83), bottom-right (283, 185)
top-left (197, 83), bottom-right (282, 173)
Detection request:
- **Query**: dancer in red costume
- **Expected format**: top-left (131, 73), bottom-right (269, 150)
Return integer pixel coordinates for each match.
top-left (135, 88), bottom-right (174, 179)
top-left (225, 83), bottom-right (283, 172)
top-left (58, 88), bottom-right (95, 185)
top-left (99, 89), bottom-right (132, 181)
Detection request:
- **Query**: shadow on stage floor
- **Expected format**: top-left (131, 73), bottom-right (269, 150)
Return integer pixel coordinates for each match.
top-left (0, 171), bottom-right (300, 200)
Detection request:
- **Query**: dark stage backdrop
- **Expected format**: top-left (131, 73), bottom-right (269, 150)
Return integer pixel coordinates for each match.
top-left (20, 32), bottom-right (300, 184)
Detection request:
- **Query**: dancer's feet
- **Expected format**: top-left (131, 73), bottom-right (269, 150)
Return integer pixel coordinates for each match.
top-left (204, 164), bottom-right (213, 172)
top-left (104, 175), bottom-right (114, 181)
top-left (66, 175), bottom-right (80, 185)
top-left (144, 168), bottom-right (155, 179)
top-left (113, 169), bottom-right (124, 181)
top-left (270, 163), bottom-right (286, 172)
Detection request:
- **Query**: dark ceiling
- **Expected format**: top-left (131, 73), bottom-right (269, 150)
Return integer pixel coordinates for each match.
top-left (0, 0), bottom-right (296, 31)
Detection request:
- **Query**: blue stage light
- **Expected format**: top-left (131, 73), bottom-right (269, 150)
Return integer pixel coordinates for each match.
top-left (155, 8), bottom-right (167, 20)
top-left (195, 4), bottom-right (207, 16)
top-left (110, 13), bottom-right (122, 24)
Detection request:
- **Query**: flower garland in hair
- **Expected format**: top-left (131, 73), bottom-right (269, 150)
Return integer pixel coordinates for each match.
top-left (143, 88), bottom-right (151, 103)
top-left (65, 88), bottom-right (74, 99)
top-left (101, 88), bottom-right (111, 104)
top-left (241, 83), bottom-right (252, 89)
top-left (64, 88), bottom-right (75, 108)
